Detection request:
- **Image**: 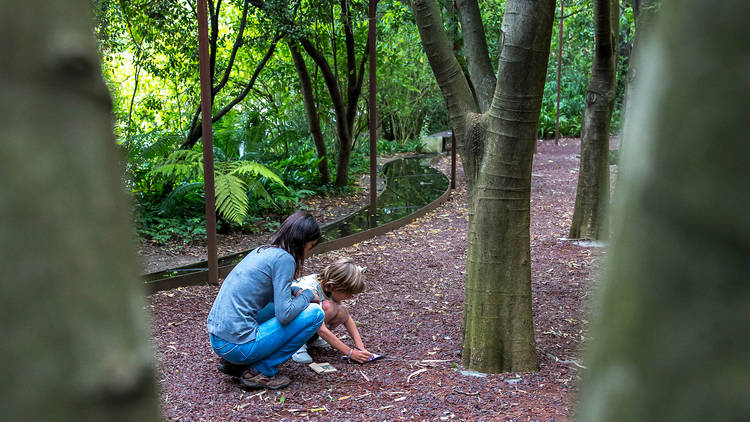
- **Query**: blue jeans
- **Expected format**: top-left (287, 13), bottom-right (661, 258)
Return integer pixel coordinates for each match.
top-left (210, 303), bottom-right (324, 376)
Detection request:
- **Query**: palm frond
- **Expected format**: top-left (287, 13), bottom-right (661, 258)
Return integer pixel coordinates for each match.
top-left (214, 173), bottom-right (248, 225)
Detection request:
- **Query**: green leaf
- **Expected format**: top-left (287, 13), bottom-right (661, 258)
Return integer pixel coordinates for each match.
top-left (214, 173), bottom-right (248, 225)
top-left (231, 161), bottom-right (288, 190)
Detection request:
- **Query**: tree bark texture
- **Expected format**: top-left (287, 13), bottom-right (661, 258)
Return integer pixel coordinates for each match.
top-left (576, 1), bottom-right (750, 420)
top-left (412, 0), bottom-right (555, 372)
top-left (569, 0), bottom-right (618, 240)
top-left (289, 43), bottom-right (331, 184)
top-left (0, 1), bottom-right (160, 420)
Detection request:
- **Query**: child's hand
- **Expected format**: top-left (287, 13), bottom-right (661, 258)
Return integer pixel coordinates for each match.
top-left (349, 348), bottom-right (373, 363)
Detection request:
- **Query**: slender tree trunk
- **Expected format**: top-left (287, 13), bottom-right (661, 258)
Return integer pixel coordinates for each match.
top-left (412, 0), bottom-right (555, 372)
top-left (569, 0), bottom-right (618, 239)
top-left (289, 43), bottom-right (331, 184)
top-left (576, 1), bottom-right (750, 420)
top-left (0, 1), bottom-right (160, 419)
top-left (299, 32), bottom-right (367, 187)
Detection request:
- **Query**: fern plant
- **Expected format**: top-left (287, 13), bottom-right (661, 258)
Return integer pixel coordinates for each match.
top-left (148, 149), bottom-right (288, 225)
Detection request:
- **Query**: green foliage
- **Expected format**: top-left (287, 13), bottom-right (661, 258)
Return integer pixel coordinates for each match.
top-left (96, 0), bottom-right (639, 244)
top-left (267, 150), bottom-right (325, 189)
top-left (148, 149), bottom-right (288, 225)
top-left (135, 199), bottom-right (209, 244)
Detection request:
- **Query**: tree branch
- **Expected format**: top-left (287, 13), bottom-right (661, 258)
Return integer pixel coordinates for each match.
top-left (410, 0), bottom-right (477, 138)
top-left (213, 0), bottom-right (250, 95)
top-left (300, 36), bottom-right (351, 141)
top-left (182, 35), bottom-right (281, 149)
top-left (456, 0), bottom-right (495, 112)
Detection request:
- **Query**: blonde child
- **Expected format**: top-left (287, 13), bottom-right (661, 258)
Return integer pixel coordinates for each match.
top-left (291, 257), bottom-right (373, 364)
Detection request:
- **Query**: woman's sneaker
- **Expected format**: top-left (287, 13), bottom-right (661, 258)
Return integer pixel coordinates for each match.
top-left (292, 344), bottom-right (313, 363)
top-left (240, 369), bottom-right (291, 390)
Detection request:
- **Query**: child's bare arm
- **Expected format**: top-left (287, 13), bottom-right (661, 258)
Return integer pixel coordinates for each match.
top-left (316, 321), bottom-right (372, 363)
top-left (343, 315), bottom-right (366, 351)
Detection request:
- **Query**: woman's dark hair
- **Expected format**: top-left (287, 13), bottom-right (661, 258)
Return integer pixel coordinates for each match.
top-left (269, 211), bottom-right (321, 277)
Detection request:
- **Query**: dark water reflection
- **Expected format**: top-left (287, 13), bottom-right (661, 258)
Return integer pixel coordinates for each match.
top-left (144, 156), bottom-right (449, 282)
top-left (323, 156), bottom-right (449, 239)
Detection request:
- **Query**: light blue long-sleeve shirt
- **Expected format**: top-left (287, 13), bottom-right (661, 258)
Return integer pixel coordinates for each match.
top-left (206, 246), bottom-right (314, 344)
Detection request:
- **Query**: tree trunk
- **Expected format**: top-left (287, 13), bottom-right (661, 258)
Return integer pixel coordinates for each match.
top-left (621, 0), bottom-right (658, 145)
top-left (569, 0), bottom-right (618, 240)
top-left (289, 43), bottom-right (331, 184)
top-left (412, 0), bottom-right (555, 372)
top-left (576, 1), bottom-right (750, 420)
top-left (0, 1), bottom-right (160, 419)
top-left (299, 34), bottom-right (367, 187)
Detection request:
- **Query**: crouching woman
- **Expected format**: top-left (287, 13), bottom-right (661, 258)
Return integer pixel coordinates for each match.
top-left (206, 211), bottom-right (324, 389)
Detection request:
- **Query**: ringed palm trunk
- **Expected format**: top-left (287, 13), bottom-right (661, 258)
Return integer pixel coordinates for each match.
top-left (413, 0), bottom-right (555, 372)
top-left (569, 0), bottom-right (619, 239)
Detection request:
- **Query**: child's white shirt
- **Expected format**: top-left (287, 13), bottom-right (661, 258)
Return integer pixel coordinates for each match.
top-left (292, 274), bottom-right (329, 301)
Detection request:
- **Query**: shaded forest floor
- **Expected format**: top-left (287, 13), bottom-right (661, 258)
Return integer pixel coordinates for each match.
top-left (147, 139), bottom-right (610, 421)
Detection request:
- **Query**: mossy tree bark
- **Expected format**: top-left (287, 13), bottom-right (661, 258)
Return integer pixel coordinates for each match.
top-left (576, 0), bottom-right (750, 420)
top-left (0, 1), bottom-right (160, 419)
top-left (411, 0), bottom-right (556, 372)
top-left (569, 0), bottom-right (619, 240)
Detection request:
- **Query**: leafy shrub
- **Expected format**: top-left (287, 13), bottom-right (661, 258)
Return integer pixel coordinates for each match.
top-left (135, 201), bottom-right (211, 244)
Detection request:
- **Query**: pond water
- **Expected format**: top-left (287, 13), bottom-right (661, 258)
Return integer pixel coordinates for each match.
top-left (144, 155), bottom-right (449, 282)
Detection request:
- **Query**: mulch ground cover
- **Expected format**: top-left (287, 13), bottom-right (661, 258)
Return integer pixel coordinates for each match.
top-left (148, 139), bottom-right (607, 421)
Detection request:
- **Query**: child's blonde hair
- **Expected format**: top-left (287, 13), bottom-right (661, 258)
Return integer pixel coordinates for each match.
top-left (320, 257), bottom-right (365, 296)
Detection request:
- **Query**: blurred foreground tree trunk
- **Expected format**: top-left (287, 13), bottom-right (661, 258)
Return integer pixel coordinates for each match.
top-left (0, 1), bottom-right (160, 420)
top-left (569, 0), bottom-right (619, 239)
top-left (576, 0), bottom-right (750, 420)
top-left (411, 0), bottom-right (556, 372)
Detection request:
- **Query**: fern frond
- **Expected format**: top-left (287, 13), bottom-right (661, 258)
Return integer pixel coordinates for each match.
top-left (231, 160), bottom-right (288, 190)
top-left (122, 132), bottom-right (181, 163)
top-left (140, 134), bottom-right (183, 161)
top-left (246, 178), bottom-right (273, 202)
top-left (214, 173), bottom-right (248, 225)
top-left (148, 150), bottom-right (204, 182)
top-left (159, 182), bottom-right (204, 214)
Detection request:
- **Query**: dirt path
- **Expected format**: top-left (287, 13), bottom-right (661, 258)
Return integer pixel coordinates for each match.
top-left (148, 139), bottom-right (606, 421)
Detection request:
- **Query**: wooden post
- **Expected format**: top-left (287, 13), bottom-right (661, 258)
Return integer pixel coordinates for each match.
top-left (368, 0), bottom-right (377, 217)
top-left (197, 0), bottom-right (218, 285)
